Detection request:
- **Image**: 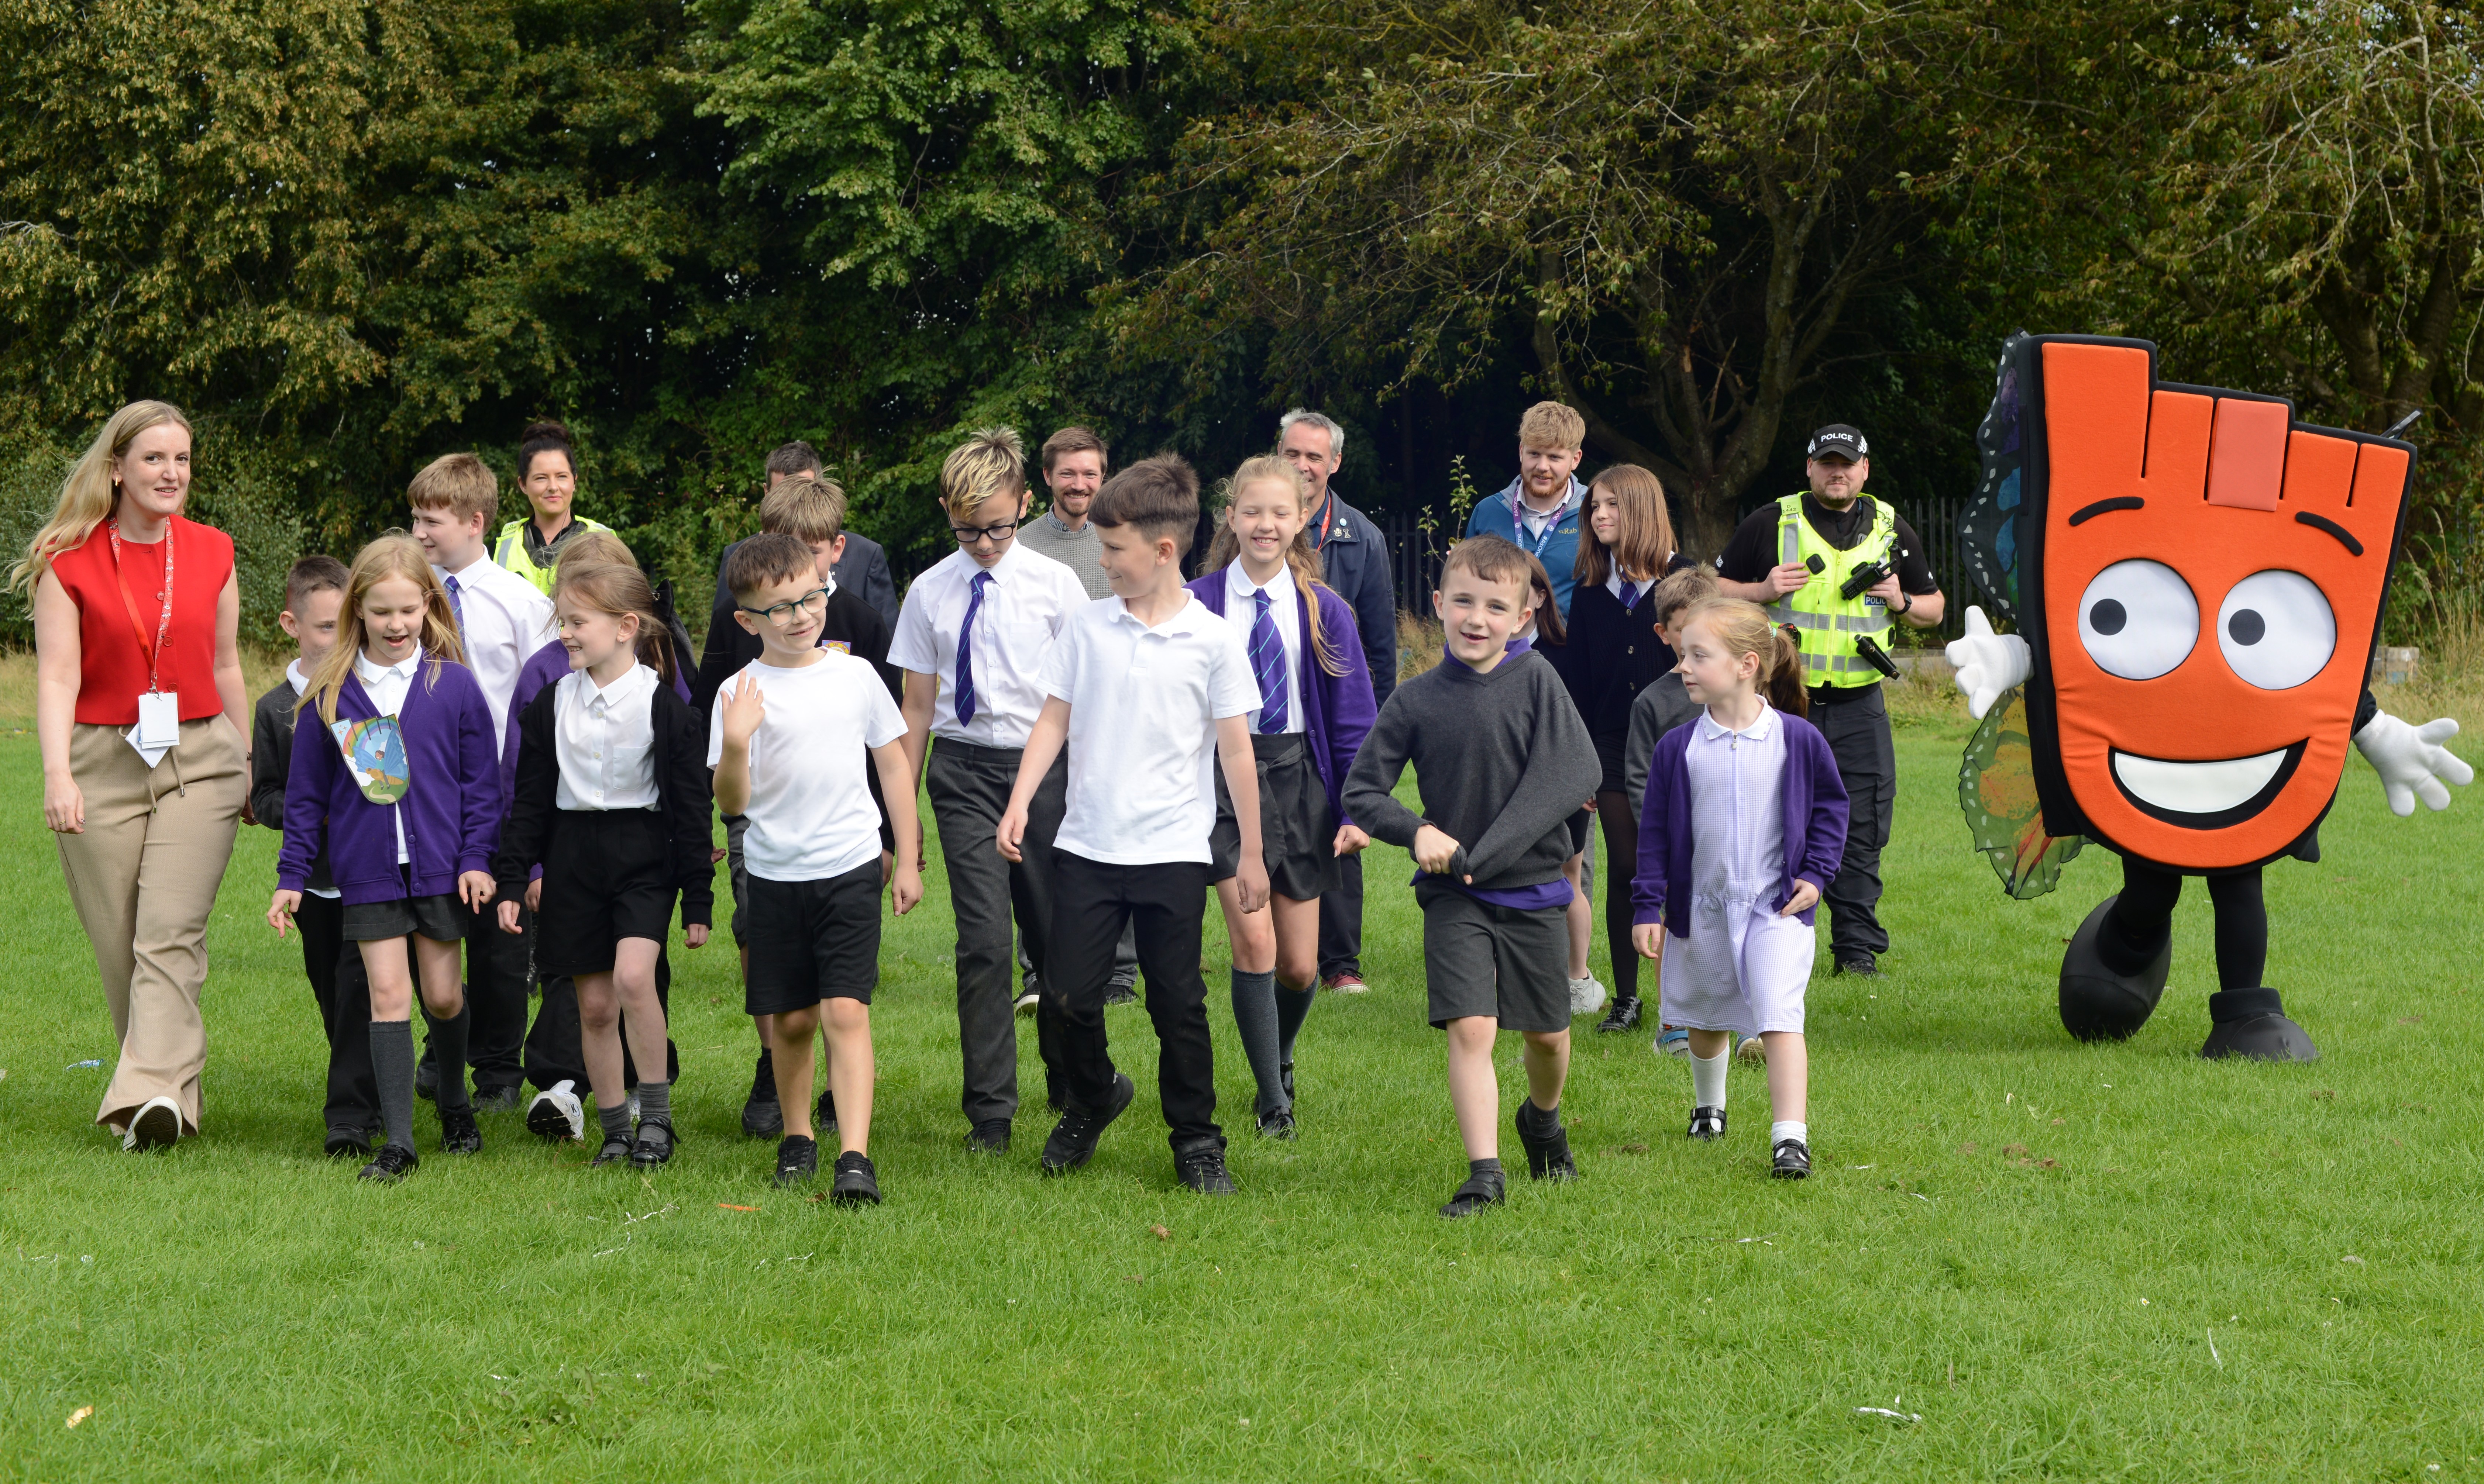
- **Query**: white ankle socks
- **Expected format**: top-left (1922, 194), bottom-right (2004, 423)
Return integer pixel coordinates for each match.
top-left (1771, 1120), bottom-right (1809, 1147)
top-left (1690, 1048), bottom-right (1728, 1109)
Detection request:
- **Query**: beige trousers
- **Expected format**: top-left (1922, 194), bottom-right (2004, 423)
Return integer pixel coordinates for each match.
top-left (55, 717), bottom-right (246, 1134)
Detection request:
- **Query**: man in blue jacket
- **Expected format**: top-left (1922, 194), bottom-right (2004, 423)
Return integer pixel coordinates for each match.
top-left (1463, 402), bottom-right (1589, 620)
top-left (1279, 408), bottom-right (1399, 994)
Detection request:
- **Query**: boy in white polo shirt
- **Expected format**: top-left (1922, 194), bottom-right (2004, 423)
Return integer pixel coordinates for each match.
top-left (712, 533), bottom-right (923, 1205)
top-left (999, 454), bottom-right (1265, 1195)
top-left (892, 428), bottom-right (1091, 1154)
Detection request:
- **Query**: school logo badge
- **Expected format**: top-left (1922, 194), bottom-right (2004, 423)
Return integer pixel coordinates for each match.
top-left (331, 715), bottom-right (410, 805)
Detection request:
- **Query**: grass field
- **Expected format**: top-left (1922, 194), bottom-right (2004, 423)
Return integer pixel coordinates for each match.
top-left (3, 696), bottom-right (2481, 1480)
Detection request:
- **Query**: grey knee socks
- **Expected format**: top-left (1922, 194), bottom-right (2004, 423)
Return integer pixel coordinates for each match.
top-left (370, 1019), bottom-right (416, 1152)
top-left (1230, 968), bottom-right (1286, 1115)
top-left (636, 1079), bottom-right (671, 1126)
top-left (1274, 982), bottom-right (1315, 1065)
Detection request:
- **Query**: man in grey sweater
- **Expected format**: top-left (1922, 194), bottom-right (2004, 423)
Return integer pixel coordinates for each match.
top-left (1342, 535), bottom-right (1601, 1219)
top-left (1014, 425), bottom-right (1114, 601)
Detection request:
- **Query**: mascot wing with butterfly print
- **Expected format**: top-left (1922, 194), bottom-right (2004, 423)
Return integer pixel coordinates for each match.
top-left (1944, 334), bottom-right (2471, 1061)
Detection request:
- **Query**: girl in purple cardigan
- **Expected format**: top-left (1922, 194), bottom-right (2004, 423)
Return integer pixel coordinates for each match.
top-left (1185, 456), bottom-right (1378, 1139)
top-left (1631, 598), bottom-right (1848, 1180)
top-left (269, 535), bottom-right (502, 1183)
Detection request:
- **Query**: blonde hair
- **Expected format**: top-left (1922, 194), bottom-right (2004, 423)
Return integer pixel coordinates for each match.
top-left (939, 427), bottom-right (1028, 519)
top-left (1679, 597), bottom-right (1809, 718)
top-left (1650, 565), bottom-right (1718, 628)
top-left (297, 534), bottom-right (468, 724)
top-left (406, 453), bottom-right (499, 525)
top-left (554, 530), bottom-right (635, 572)
top-left (555, 560), bottom-right (677, 689)
top-left (1575, 464), bottom-right (1677, 589)
top-left (10, 400), bottom-right (193, 593)
top-left (759, 474), bottom-right (847, 544)
top-left (1517, 401), bottom-right (1585, 452)
top-left (1205, 456), bottom-right (1348, 677)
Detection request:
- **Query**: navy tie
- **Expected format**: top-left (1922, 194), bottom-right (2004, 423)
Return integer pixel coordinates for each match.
top-left (1248, 587), bottom-right (1289, 734)
top-left (1618, 579), bottom-right (1640, 612)
top-left (444, 572), bottom-right (465, 633)
top-left (954, 570), bottom-right (991, 727)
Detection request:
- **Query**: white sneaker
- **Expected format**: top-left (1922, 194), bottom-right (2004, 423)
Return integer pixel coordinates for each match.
top-left (123, 1095), bottom-right (182, 1152)
top-left (1568, 976), bottom-right (1608, 1017)
top-left (1014, 989), bottom-right (1040, 1015)
top-left (526, 1080), bottom-right (585, 1142)
top-left (1737, 1034), bottom-right (1768, 1067)
top-left (626, 1091), bottom-right (641, 1123)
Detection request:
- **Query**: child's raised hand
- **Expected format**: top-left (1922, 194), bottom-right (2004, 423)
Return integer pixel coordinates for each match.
top-left (1412, 823), bottom-right (1460, 876)
top-left (497, 899), bottom-right (523, 934)
top-left (1331, 822), bottom-right (1370, 857)
top-left (685, 924), bottom-right (710, 949)
top-left (268, 889), bottom-right (301, 936)
top-left (1631, 921), bottom-right (1665, 960)
top-left (458, 870), bottom-right (496, 911)
top-left (891, 861), bottom-right (924, 916)
top-left (720, 673), bottom-right (767, 750)
top-left (1779, 879), bottom-right (1821, 918)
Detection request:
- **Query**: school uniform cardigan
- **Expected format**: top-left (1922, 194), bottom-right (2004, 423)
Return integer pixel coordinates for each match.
top-left (277, 662), bottom-right (504, 906)
top-left (494, 677), bottom-right (715, 929)
top-left (1558, 555), bottom-right (1699, 739)
top-left (1182, 572), bottom-right (1380, 826)
top-left (1631, 708), bottom-right (1852, 934)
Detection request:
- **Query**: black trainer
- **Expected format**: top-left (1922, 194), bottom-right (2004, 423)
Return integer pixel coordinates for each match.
top-left (1771, 1138), bottom-right (1812, 1179)
top-left (359, 1143), bottom-right (419, 1183)
top-left (630, 1118), bottom-right (678, 1168)
top-left (1688, 1106), bottom-right (1726, 1141)
top-left (1595, 996), bottom-right (1642, 1034)
top-left (1834, 956), bottom-right (1884, 980)
top-left (2200, 988), bottom-right (2319, 1063)
top-left (324, 1126), bottom-right (373, 1160)
top-left (742, 1048), bottom-right (782, 1138)
top-left (773, 1134), bottom-right (819, 1187)
top-left (591, 1129), bottom-right (634, 1167)
top-left (1256, 1107), bottom-right (1297, 1141)
top-left (1040, 1072), bottom-right (1136, 1175)
top-left (965, 1119), bottom-right (1011, 1154)
top-left (816, 1088), bottom-right (838, 1137)
top-left (1514, 1101), bottom-right (1579, 1181)
top-left (1174, 1140), bottom-right (1236, 1195)
top-left (439, 1108), bottom-right (482, 1155)
top-left (831, 1151), bottom-right (882, 1205)
top-left (1438, 1168), bottom-right (1506, 1218)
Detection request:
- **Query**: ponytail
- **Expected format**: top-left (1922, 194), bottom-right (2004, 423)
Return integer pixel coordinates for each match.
top-left (1766, 623), bottom-right (1810, 719)
top-left (554, 559), bottom-right (678, 690)
top-left (1680, 597), bottom-right (1809, 719)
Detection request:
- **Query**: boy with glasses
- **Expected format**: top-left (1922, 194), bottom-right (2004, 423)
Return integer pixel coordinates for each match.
top-left (891, 428), bottom-right (1093, 1153)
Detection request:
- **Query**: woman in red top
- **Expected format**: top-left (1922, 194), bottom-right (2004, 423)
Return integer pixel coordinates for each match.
top-left (12, 401), bottom-right (250, 1152)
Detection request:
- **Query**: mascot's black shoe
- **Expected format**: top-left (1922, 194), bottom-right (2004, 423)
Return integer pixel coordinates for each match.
top-left (2059, 895), bottom-right (2171, 1042)
top-left (2200, 988), bottom-right (2319, 1063)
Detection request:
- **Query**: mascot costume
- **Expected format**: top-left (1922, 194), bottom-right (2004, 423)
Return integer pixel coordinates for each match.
top-left (1945, 334), bottom-right (2471, 1061)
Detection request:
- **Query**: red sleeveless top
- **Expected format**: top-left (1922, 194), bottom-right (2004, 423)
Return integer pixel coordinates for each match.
top-left (50, 514), bottom-right (235, 725)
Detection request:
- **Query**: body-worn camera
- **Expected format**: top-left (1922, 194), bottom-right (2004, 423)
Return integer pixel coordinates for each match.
top-left (1839, 558), bottom-right (1896, 601)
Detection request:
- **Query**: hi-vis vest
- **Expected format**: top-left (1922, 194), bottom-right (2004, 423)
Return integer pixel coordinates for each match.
top-left (492, 515), bottom-right (612, 597)
top-left (1763, 493), bottom-right (1893, 688)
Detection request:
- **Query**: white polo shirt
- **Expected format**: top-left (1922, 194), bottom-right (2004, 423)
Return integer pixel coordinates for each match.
top-left (1040, 593), bottom-right (1258, 866)
top-left (435, 553), bottom-right (554, 759)
top-left (706, 650), bottom-right (906, 883)
top-left (1218, 558), bottom-right (1305, 735)
top-left (889, 543), bottom-right (1091, 749)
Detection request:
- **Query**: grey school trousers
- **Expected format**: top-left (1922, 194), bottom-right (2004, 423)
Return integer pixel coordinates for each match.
top-left (927, 740), bottom-right (1067, 1126)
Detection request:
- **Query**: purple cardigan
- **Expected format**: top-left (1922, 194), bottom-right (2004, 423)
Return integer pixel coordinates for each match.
top-left (1184, 571), bottom-right (1379, 824)
top-left (1631, 708), bottom-right (1850, 934)
top-left (279, 659), bottom-right (505, 906)
top-left (502, 639), bottom-right (691, 803)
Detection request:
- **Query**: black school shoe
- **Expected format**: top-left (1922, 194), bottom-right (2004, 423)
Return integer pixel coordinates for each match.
top-left (965, 1119), bottom-right (1011, 1154)
top-left (1771, 1138), bottom-right (1811, 1180)
top-left (831, 1151), bottom-right (881, 1205)
top-left (630, 1118), bottom-right (678, 1168)
top-left (1514, 1101), bottom-right (1579, 1182)
top-left (1256, 1107), bottom-right (1297, 1141)
top-left (2200, 988), bottom-right (2320, 1063)
top-left (414, 1059), bottom-right (439, 1103)
top-left (1438, 1167), bottom-right (1506, 1218)
top-left (1595, 996), bottom-right (1642, 1034)
top-left (591, 1129), bottom-right (634, 1167)
top-left (816, 1089), bottom-right (838, 1137)
top-left (773, 1134), bottom-right (819, 1187)
top-left (742, 1048), bottom-right (782, 1138)
top-left (1040, 1072), bottom-right (1136, 1175)
top-left (325, 1125), bottom-right (374, 1160)
top-left (1688, 1106), bottom-right (1726, 1141)
top-left (472, 1084), bottom-right (524, 1115)
top-left (1833, 956), bottom-right (1884, 980)
top-left (439, 1108), bottom-right (482, 1155)
top-left (1174, 1139), bottom-right (1237, 1195)
top-left (359, 1144), bottom-right (419, 1183)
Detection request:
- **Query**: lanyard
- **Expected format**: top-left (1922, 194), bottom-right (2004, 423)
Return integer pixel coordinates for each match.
top-left (1514, 487), bottom-right (1572, 559)
top-left (1311, 495), bottom-right (1337, 550)
top-left (106, 518), bottom-right (175, 694)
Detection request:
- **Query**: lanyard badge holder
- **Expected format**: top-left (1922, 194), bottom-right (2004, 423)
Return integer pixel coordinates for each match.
top-left (109, 519), bottom-right (182, 766)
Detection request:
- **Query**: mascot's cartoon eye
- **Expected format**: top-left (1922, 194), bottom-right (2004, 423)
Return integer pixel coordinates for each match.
top-left (2076, 560), bottom-right (2197, 680)
top-left (2216, 570), bottom-right (2335, 690)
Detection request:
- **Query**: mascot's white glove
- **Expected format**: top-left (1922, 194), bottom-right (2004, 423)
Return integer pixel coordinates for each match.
top-left (2354, 711), bottom-right (2473, 817)
top-left (1945, 605), bottom-right (2032, 720)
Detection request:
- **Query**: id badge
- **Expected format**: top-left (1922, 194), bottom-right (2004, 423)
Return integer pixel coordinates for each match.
top-left (134, 691), bottom-right (181, 749)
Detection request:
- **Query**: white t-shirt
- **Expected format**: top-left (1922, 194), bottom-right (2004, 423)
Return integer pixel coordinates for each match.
top-left (888, 543), bottom-right (1091, 748)
top-left (1219, 559), bottom-right (1305, 735)
top-left (435, 553), bottom-right (554, 759)
top-left (1040, 593), bottom-right (1258, 866)
top-left (706, 652), bottom-right (906, 883)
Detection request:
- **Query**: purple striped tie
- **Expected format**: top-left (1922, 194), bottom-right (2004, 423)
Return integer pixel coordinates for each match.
top-left (954, 570), bottom-right (990, 727)
top-left (1249, 587), bottom-right (1289, 733)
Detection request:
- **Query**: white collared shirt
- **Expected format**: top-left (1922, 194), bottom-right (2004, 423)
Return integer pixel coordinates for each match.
top-left (287, 660), bottom-right (340, 899)
top-left (1218, 559), bottom-right (1305, 735)
top-left (1685, 702), bottom-right (1788, 903)
top-left (554, 661), bottom-right (660, 811)
top-left (1040, 593), bottom-right (1259, 865)
top-left (435, 553), bottom-right (555, 759)
top-left (354, 645), bottom-right (423, 864)
top-left (889, 543), bottom-right (1091, 748)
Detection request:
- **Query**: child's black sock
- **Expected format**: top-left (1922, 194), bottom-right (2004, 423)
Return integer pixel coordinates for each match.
top-left (426, 1001), bottom-right (474, 1114)
top-left (637, 1079), bottom-right (672, 1126)
top-left (1229, 968), bottom-right (1286, 1114)
top-left (1273, 982), bottom-right (1315, 1064)
top-left (370, 1019), bottom-right (416, 1152)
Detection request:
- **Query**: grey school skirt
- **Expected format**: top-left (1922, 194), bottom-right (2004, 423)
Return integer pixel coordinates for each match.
top-left (1209, 732), bottom-right (1339, 902)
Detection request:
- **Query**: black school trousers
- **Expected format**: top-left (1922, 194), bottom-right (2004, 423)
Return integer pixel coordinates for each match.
top-left (295, 891), bottom-right (378, 1135)
top-left (1037, 851), bottom-right (1222, 1150)
top-left (1813, 683), bottom-right (1895, 963)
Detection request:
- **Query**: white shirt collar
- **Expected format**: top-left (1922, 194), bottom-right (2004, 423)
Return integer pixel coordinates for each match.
top-left (1224, 559), bottom-right (1296, 605)
top-left (580, 659), bottom-right (654, 710)
top-left (1108, 591), bottom-right (1208, 634)
top-left (285, 659), bottom-right (311, 696)
top-left (1697, 702), bottom-right (1777, 743)
top-left (355, 645), bottom-right (424, 683)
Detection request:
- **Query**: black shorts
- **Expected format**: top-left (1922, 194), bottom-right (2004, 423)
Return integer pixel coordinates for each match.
top-left (1593, 731), bottom-right (1629, 798)
top-left (1566, 805), bottom-right (1594, 856)
top-left (1210, 732), bottom-right (1339, 901)
top-left (342, 887), bottom-right (467, 944)
top-left (744, 860), bottom-right (883, 1017)
top-left (536, 809), bottom-right (677, 978)
top-left (1415, 878), bottom-right (1570, 1033)
top-left (724, 814), bottom-right (751, 946)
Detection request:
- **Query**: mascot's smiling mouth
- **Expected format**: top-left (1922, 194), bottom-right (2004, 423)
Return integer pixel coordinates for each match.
top-left (2110, 741), bottom-right (2306, 829)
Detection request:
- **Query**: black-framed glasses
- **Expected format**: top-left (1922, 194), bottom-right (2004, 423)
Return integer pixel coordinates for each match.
top-left (950, 518), bottom-right (1021, 545)
top-left (738, 587), bottom-right (830, 625)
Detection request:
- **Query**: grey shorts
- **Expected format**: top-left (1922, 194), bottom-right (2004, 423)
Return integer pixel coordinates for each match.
top-left (342, 891), bottom-right (468, 944)
top-left (1415, 879), bottom-right (1569, 1033)
top-left (1210, 733), bottom-right (1339, 901)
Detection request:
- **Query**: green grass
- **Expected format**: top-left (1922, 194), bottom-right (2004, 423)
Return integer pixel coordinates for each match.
top-left (3, 712), bottom-right (2481, 1480)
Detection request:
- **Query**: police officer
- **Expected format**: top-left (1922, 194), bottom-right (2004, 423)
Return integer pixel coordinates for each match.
top-left (1714, 425), bottom-right (1944, 977)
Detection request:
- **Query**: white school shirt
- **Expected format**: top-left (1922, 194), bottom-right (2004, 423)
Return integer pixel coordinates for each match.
top-left (888, 542), bottom-right (1090, 748)
top-left (553, 660), bottom-right (660, 811)
top-left (354, 646), bottom-right (423, 865)
top-left (286, 660), bottom-right (340, 900)
top-left (1041, 593), bottom-right (1259, 866)
top-left (1684, 703), bottom-right (1789, 904)
top-left (435, 553), bottom-right (554, 759)
top-left (1218, 559), bottom-right (1305, 735)
top-left (706, 650), bottom-right (906, 882)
